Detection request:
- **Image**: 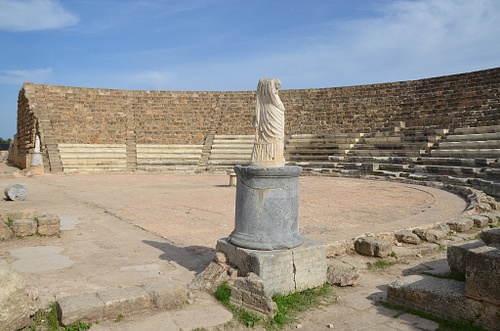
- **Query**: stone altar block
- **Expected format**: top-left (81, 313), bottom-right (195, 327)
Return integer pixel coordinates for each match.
top-left (217, 238), bottom-right (327, 296)
top-left (30, 152), bottom-right (44, 174)
top-left (229, 165), bottom-right (303, 250)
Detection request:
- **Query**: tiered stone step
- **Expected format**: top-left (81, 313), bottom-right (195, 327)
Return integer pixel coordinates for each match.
top-left (207, 135), bottom-right (254, 171)
top-left (413, 125), bottom-right (500, 189)
top-left (329, 127), bottom-right (446, 177)
top-left (136, 144), bottom-right (203, 172)
top-left (285, 133), bottom-right (363, 173)
top-left (58, 144), bottom-right (127, 172)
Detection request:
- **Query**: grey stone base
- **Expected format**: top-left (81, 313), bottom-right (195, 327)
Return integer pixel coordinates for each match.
top-left (216, 237), bottom-right (327, 296)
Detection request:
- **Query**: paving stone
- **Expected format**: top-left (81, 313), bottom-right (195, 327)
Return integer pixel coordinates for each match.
top-left (58, 293), bottom-right (104, 326)
top-left (98, 286), bottom-right (151, 320)
top-left (142, 280), bottom-right (189, 310)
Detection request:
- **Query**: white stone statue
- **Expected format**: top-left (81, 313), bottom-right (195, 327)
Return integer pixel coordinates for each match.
top-left (250, 78), bottom-right (285, 167)
top-left (34, 135), bottom-right (41, 153)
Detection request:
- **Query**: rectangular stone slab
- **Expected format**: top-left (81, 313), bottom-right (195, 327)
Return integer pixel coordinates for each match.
top-left (216, 238), bottom-right (327, 296)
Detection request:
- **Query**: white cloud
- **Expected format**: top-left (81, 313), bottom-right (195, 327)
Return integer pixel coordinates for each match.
top-left (0, 0), bottom-right (79, 31)
top-left (0, 68), bottom-right (53, 85)
top-left (112, 70), bottom-right (178, 90)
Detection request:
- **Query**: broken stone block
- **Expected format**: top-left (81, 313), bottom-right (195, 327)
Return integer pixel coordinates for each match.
top-left (395, 230), bottom-right (421, 245)
top-left (326, 259), bottom-right (360, 287)
top-left (36, 214), bottom-right (61, 236)
top-left (413, 225), bottom-right (449, 243)
top-left (480, 228), bottom-right (500, 245)
top-left (447, 217), bottom-right (473, 232)
top-left (11, 219), bottom-right (37, 237)
top-left (472, 215), bottom-right (490, 228)
top-left (354, 237), bottom-right (392, 257)
top-left (0, 260), bottom-right (34, 331)
top-left (230, 273), bottom-right (277, 316)
top-left (4, 184), bottom-right (27, 201)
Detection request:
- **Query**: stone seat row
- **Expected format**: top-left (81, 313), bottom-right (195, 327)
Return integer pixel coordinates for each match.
top-left (54, 125), bottom-right (500, 197)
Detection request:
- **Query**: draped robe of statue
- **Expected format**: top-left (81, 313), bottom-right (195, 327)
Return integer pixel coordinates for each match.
top-left (250, 78), bottom-right (285, 167)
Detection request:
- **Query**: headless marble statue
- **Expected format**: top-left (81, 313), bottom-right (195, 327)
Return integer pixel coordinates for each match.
top-left (250, 78), bottom-right (285, 167)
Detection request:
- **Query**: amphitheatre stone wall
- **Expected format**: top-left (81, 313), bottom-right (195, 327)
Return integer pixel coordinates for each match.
top-left (11, 67), bottom-right (499, 170)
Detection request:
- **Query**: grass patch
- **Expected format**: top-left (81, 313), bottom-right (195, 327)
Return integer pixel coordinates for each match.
top-left (26, 302), bottom-right (92, 331)
top-left (268, 283), bottom-right (333, 328)
top-left (383, 302), bottom-right (486, 331)
top-left (5, 217), bottom-right (14, 227)
top-left (368, 258), bottom-right (397, 271)
top-left (213, 282), bottom-right (336, 330)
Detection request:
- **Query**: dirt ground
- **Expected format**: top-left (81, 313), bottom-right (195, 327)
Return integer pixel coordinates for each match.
top-left (0, 162), bottom-right (473, 330)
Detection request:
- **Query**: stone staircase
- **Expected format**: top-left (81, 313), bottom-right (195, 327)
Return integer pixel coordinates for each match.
top-left (285, 133), bottom-right (363, 173)
top-left (318, 123), bottom-right (447, 177)
top-left (136, 144), bottom-right (203, 172)
top-left (206, 135), bottom-right (253, 172)
top-left (58, 144), bottom-right (127, 172)
top-left (411, 125), bottom-right (500, 197)
top-left (387, 228), bottom-right (500, 330)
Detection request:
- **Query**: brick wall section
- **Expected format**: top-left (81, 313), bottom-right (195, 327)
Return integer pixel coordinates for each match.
top-left (14, 67), bottom-right (500, 170)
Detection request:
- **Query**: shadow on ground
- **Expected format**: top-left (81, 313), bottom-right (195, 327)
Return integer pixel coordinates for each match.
top-left (143, 240), bottom-right (215, 274)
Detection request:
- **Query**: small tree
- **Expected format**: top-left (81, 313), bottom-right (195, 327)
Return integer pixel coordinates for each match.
top-left (0, 137), bottom-right (12, 144)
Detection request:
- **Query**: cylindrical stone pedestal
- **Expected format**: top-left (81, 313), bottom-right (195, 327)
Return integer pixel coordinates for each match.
top-left (229, 165), bottom-right (304, 250)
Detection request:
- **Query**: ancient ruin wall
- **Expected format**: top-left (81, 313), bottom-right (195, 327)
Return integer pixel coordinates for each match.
top-left (13, 67), bottom-right (500, 169)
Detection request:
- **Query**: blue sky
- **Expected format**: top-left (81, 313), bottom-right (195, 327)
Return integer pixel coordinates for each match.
top-left (1, 0), bottom-right (499, 139)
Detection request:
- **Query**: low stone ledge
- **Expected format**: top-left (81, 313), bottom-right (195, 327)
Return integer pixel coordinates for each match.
top-left (142, 280), bottom-right (190, 310)
top-left (57, 282), bottom-right (195, 326)
top-left (0, 209), bottom-right (61, 240)
top-left (98, 286), bottom-right (151, 320)
top-left (387, 274), bottom-right (499, 330)
top-left (58, 293), bottom-right (105, 327)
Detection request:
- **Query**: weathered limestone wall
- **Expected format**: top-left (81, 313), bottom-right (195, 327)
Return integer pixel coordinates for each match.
top-left (12, 67), bottom-right (500, 170)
